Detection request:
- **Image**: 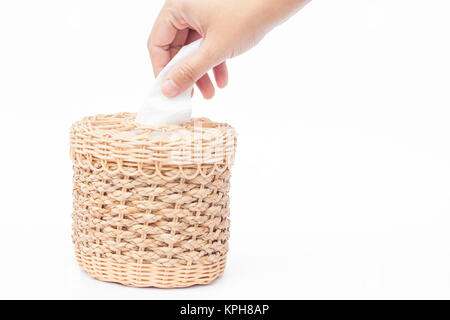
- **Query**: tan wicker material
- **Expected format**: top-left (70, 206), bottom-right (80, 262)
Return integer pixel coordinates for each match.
top-left (70, 113), bottom-right (237, 288)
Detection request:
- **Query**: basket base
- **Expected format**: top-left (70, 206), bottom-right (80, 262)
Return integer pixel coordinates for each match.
top-left (75, 249), bottom-right (226, 288)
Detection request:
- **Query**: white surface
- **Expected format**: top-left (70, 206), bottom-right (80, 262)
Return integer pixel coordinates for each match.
top-left (1, 0), bottom-right (450, 299)
top-left (136, 40), bottom-right (200, 125)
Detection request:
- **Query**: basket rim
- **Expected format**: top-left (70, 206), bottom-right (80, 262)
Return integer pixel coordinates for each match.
top-left (70, 112), bottom-right (237, 166)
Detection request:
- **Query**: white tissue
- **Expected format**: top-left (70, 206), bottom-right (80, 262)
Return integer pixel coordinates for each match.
top-left (135, 40), bottom-right (201, 126)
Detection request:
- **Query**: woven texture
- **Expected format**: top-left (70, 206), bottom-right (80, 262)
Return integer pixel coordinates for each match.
top-left (70, 113), bottom-right (237, 288)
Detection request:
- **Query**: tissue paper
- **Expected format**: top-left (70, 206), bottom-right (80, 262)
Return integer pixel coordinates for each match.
top-left (135, 40), bottom-right (201, 126)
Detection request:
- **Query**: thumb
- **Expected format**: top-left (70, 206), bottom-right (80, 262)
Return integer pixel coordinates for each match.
top-left (162, 42), bottom-right (219, 97)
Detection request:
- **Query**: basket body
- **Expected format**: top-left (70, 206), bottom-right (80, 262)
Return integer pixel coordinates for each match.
top-left (70, 113), bottom-right (236, 288)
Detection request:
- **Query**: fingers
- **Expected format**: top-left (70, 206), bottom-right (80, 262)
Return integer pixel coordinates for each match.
top-left (148, 5), bottom-right (228, 98)
top-left (162, 42), bottom-right (220, 97)
top-left (186, 30), bottom-right (217, 98)
top-left (148, 8), bottom-right (182, 77)
top-left (185, 29), bottom-right (202, 45)
top-left (194, 62), bottom-right (227, 99)
top-left (168, 29), bottom-right (189, 59)
top-left (196, 73), bottom-right (215, 99)
top-left (213, 61), bottom-right (228, 88)
top-left (148, 3), bottom-right (228, 98)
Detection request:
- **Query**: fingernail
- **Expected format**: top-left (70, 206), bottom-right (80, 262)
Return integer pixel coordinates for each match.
top-left (162, 79), bottom-right (181, 97)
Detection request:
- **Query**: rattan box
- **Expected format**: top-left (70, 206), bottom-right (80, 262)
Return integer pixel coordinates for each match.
top-left (70, 113), bottom-right (237, 288)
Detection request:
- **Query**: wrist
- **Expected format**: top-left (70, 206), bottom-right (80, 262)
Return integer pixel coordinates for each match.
top-left (260, 0), bottom-right (311, 26)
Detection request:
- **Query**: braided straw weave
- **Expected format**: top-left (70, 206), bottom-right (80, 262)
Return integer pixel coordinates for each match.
top-left (70, 113), bottom-right (237, 288)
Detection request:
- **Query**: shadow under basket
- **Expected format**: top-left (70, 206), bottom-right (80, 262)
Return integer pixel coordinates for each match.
top-left (70, 113), bottom-right (237, 288)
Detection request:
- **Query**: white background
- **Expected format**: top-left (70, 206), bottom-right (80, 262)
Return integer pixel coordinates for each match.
top-left (0, 0), bottom-right (450, 299)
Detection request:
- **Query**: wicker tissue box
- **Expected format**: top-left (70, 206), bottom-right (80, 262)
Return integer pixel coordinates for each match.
top-left (70, 112), bottom-right (237, 288)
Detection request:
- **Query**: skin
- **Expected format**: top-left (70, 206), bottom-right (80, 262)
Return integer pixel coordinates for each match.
top-left (148, 0), bottom-right (311, 98)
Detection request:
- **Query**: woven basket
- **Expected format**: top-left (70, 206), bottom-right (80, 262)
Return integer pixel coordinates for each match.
top-left (70, 112), bottom-right (237, 288)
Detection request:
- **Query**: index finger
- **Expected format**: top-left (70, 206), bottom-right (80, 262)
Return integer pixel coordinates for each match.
top-left (147, 10), bottom-right (179, 76)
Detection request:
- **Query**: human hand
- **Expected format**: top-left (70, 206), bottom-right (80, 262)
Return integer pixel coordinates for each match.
top-left (148, 0), bottom-right (311, 98)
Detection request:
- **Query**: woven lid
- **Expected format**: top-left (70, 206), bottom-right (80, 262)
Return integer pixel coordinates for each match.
top-left (70, 113), bottom-right (237, 167)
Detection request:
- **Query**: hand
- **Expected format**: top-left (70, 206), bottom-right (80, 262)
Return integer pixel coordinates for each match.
top-left (148, 0), bottom-right (311, 98)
